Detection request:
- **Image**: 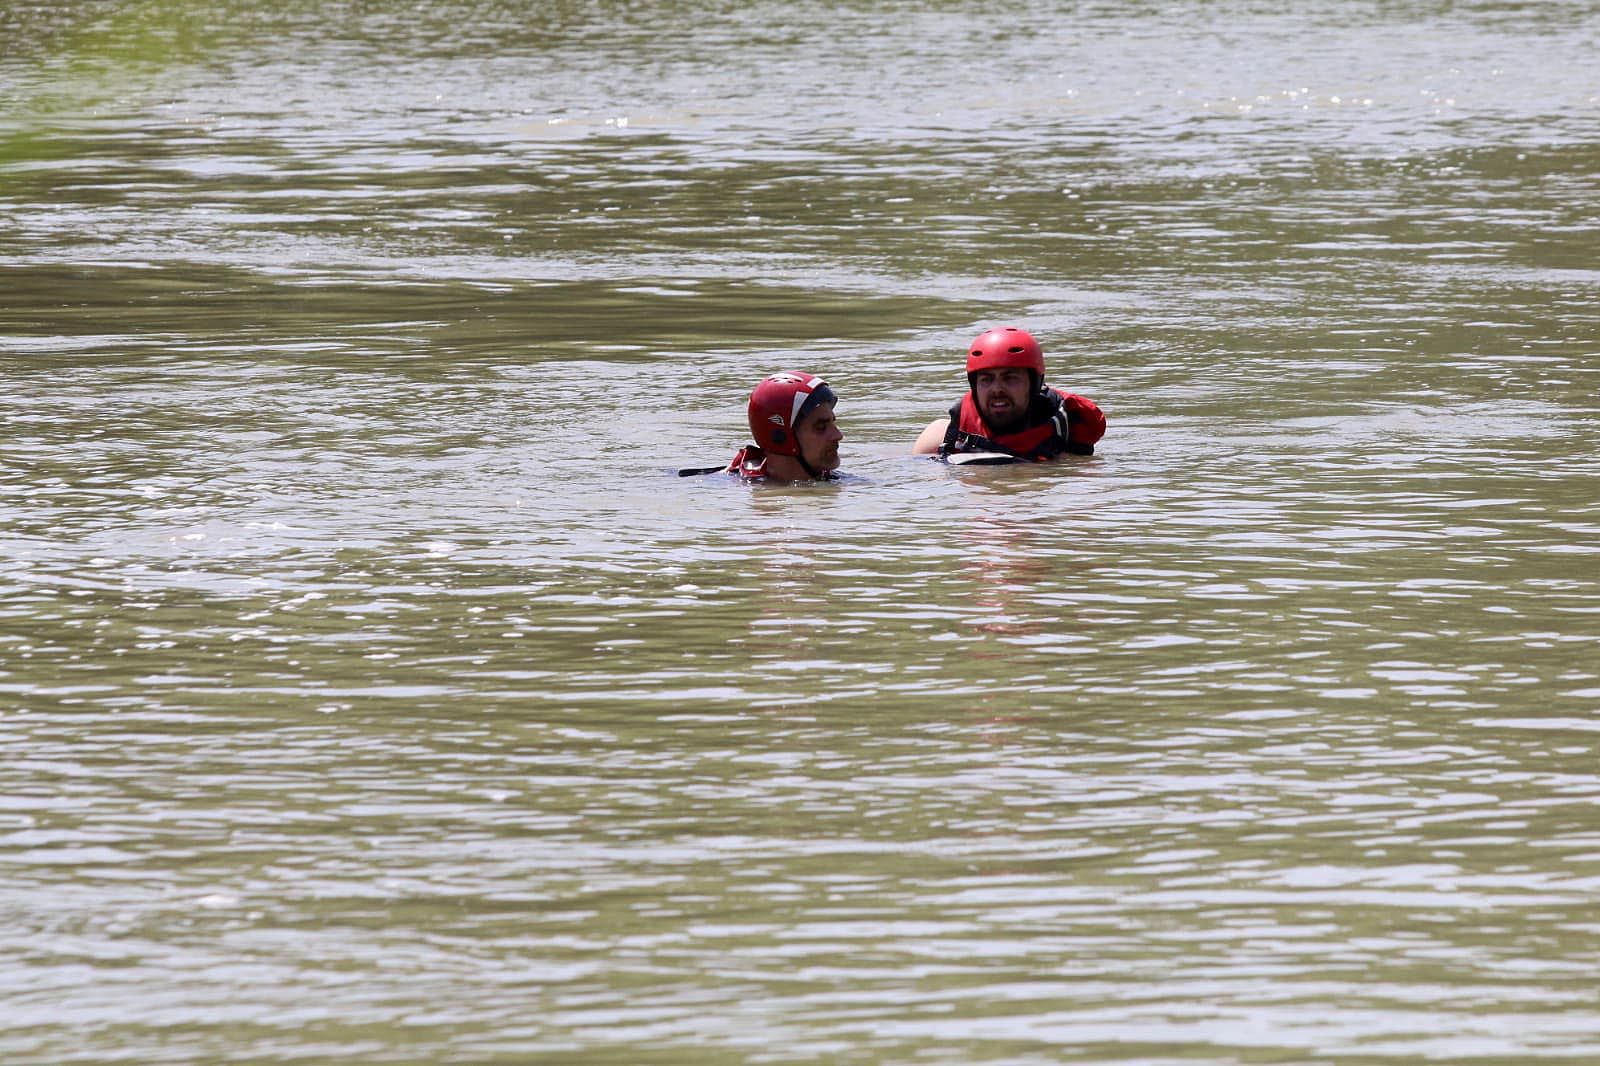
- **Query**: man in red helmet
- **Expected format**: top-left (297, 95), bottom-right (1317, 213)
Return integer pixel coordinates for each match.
top-left (725, 371), bottom-right (844, 481)
top-left (912, 326), bottom-right (1105, 460)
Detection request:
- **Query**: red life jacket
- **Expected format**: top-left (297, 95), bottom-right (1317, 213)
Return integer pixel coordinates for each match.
top-left (726, 444), bottom-right (771, 479)
top-left (943, 387), bottom-right (1105, 459)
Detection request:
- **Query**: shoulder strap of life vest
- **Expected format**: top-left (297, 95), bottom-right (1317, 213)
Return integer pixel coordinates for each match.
top-left (940, 400), bottom-right (967, 452)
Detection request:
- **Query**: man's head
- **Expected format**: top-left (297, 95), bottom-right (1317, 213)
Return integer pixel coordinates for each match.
top-left (966, 326), bottom-right (1044, 434)
top-left (747, 371), bottom-right (842, 477)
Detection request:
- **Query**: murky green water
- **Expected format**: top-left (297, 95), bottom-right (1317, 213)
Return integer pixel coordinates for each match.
top-left (4, 1), bottom-right (1599, 1062)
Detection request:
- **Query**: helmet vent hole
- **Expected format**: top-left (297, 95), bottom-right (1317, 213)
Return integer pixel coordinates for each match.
top-left (1007, 346), bottom-right (1024, 353)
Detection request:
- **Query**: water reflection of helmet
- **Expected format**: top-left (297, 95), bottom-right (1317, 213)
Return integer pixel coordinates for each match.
top-left (747, 372), bottom-right (837, 456)
top-left (966, 326), bottom-right (1046, 380)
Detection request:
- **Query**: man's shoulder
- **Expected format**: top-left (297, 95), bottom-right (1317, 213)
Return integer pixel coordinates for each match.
top-left (1043, 387), bottom-right (1106, 450)
top-left (912, 415), bottom-right (953, 455)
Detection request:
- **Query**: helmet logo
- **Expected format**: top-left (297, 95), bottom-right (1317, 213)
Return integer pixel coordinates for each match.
top-left (768, 414), bottom-right (785, 426)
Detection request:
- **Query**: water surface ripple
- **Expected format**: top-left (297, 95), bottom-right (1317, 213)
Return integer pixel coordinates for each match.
top-left (3, 1), bottom-right (1599, 1062)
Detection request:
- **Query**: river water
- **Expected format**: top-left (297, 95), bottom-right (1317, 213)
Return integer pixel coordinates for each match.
top-left (4, 1), bottom-right (1599, 1062)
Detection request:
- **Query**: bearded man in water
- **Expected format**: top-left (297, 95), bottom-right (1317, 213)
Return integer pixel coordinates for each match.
top-left (912, 327), bottom-right (1105, 460)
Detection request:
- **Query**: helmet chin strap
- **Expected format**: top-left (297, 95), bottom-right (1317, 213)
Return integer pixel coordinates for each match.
top-left (795, 450), bottom-right (822, 479)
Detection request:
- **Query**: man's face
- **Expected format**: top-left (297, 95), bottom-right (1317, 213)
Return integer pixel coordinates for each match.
top-left (973, 367), bottom-right (1032, 433)
top-left (795, 402), bottom-right (843, 474)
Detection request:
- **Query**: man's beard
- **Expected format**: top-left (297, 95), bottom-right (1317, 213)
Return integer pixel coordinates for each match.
top-left (982, 403), bottom-right (1027, 435)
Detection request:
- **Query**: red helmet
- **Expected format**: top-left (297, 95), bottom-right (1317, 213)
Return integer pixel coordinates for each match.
top-left (966, 326), bottom-right (1045, 379)
top-left (747, 371), bottom-right (837, 456)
